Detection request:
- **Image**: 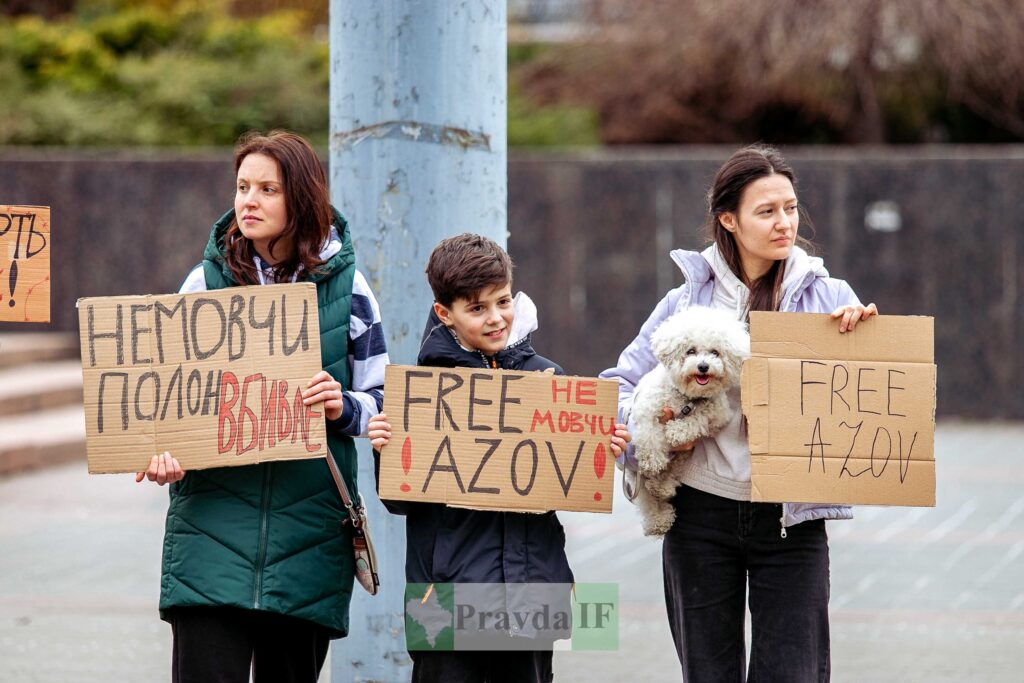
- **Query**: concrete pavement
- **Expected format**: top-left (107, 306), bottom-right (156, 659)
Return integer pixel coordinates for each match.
top-left (1, 421), bottom-right (1022, 682)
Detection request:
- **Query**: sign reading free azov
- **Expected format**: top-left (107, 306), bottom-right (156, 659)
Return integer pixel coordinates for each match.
top-left (379, 365), bottom-right (619, 513)
top-left (742, 312), bottom-right (936, 507)
top-left (78, 283), bottom-right (328, 473)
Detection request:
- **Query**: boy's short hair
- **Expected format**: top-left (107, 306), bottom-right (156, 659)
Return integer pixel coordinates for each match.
top-left (426, 233), bottom-right (514, 307)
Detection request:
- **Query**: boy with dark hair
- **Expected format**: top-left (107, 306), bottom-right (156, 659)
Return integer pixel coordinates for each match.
top-left (369, 233), bottom-right (629, 683)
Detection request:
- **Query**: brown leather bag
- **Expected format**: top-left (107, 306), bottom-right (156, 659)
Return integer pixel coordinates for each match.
top-left (325, 448), bottom-right (380, 596)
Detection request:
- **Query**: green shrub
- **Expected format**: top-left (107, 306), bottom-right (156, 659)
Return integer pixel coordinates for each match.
top-left (0, 1), bottom-right (327, 146)
top-left (0, 2), bottom-right (596, 147)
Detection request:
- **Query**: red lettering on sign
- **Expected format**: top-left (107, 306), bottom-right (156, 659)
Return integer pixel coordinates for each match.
top-left (217, 371), bottom-right (239, 454)
top-left (551, 379), bottom-right (573, 403)
top-left (576, 381), bottom-right (597, 405)
top-left (530, 409), bottom-right (555, 432)
top-left (236, 373), bottom-right (263, 455)
top-left (276, 380), bottom-right (292, 442)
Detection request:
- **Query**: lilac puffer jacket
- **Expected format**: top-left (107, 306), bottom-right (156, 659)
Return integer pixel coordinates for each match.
top-left (601, 246), bottom-right (862, 529)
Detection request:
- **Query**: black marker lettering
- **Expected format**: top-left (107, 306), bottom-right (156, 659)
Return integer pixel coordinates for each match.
top-left (499, 375), bottom-right (524, 434)
top-left (435, 372), bottom-right (464, 431)
top-left (403, 370), bottom-right (433, 432)
top-left (468, 438), bottom-right (501, 494)
top-left (422, 435), bottom-right (466, 494)
top-left (97, 371), bottom-right (129, 432)
top-left (467, 373), bottom-right (494, 431)
top-left (154, 297), bottom-right (189, 364)
top-left (189, 298), bottom-right (226, 361)
top-left (280, 294), bottom-right (310, 356)
top-left (800, 361), bottom-right (827, 416)
top-left (87, 304), bottom-right (124, 367)
top-left (510, 439), bottom-right (538, 495)
top-left (546, 440), bottom-right (585, 497)
top-left (857, 367), bottom-right (881, 415)
top-left (129, 304), bottom-right (153, 365)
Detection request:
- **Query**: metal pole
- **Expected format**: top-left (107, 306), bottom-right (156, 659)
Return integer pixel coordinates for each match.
top-left (329, 2), bottom-right (507, 681)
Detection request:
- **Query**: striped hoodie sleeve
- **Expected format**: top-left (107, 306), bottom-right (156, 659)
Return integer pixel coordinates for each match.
top-left (332, 269), bottom-right (388, 437)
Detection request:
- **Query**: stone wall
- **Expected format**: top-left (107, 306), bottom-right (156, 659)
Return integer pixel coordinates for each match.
top-left (3, 146), bottom-right (1020, 417)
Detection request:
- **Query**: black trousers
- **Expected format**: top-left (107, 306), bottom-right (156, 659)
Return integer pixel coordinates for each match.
top-left (409, 650), bottom-right (554, 683)
top-left (662, 485), bottom-right (831, 683)
top-left (168, 606), bottom-right (332, 683)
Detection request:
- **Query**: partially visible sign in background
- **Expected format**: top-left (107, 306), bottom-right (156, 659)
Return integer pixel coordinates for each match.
top-left (379, 365), bottom-right (619, 513)
top-left (78, 283), bottom-right (328, 473)
top-left (0, 205), bottom-right (50, 323)
top-left (742, 313), bottom-right (937, 507)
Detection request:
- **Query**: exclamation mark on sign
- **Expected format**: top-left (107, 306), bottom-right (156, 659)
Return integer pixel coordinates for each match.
top-left (7, 261), bottom-right (16, 308)
top-left (400, 436), bottom-right (412, 492)
top-left (593, 443), bottom-right (607, 501)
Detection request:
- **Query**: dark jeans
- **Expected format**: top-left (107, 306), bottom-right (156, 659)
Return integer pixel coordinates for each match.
top-left (168, 606), bottom-right (331, 683)
top-left (662, 485), bottom-right (831, 683)
top-left (410, 650), bottom-right (553, 683)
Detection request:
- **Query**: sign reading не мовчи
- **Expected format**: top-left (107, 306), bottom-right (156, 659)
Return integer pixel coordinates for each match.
top-left (78, 283), bottom-right (328, 473)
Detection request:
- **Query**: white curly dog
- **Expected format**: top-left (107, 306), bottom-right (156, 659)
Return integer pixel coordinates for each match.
top-left (631, 306), bottom-right (750, 536)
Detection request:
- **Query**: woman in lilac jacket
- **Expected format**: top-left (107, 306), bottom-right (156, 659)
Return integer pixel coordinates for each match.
top-left (601, 144), bottom-right (876, 682)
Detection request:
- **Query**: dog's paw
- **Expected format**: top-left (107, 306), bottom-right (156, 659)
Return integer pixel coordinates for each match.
top-left (638, 450), bottom-right (670, 476)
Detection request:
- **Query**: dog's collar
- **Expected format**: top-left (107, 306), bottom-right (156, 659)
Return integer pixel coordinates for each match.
top-left (676, 397), bottom-right (708, 418)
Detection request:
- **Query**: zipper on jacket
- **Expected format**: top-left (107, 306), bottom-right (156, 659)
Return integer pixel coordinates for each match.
top-left (779, 514), bottom-right (788, 539)
top-left (252, 463), bottom-right (274, 608)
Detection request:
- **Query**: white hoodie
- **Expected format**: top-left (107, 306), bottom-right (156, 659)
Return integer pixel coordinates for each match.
top-left (675, 245), bottom-right (830, 501)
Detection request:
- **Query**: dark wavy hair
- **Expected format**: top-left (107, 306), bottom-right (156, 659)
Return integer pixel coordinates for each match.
top-left (223, 130), bottom-right (331, 284)
top-left (705, 144), bottom-right (815, 316)
top-left (426, 233), bottom-right (514, 307)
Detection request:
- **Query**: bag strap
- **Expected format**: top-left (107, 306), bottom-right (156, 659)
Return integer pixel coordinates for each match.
top-left (325, 447), bottom-right (364, 531)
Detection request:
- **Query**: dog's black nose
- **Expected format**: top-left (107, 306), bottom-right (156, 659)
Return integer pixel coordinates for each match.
top-left (697, 362), bottom-right (709, 374)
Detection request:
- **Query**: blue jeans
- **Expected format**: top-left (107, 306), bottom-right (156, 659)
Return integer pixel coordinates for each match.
top-left (662, 485), bottom-right (831, 683)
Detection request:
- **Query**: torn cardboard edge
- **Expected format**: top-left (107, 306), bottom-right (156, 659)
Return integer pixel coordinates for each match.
top-left (749, 312), bottom-right (934, 363)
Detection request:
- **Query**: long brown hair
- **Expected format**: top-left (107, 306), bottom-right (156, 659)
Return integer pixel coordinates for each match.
top-left (704, 144), bottom-right (815, 315)
top-left (224, 130), bottom-right (331, 284)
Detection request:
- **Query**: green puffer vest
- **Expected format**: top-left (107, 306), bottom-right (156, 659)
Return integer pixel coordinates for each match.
top-left (159, 207), bottom-right (359, 637)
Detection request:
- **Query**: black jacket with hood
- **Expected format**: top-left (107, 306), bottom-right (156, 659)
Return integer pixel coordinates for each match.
top-left (376, 297), bottom-right (575, 587)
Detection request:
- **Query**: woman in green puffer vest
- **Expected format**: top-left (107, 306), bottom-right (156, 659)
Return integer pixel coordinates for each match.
top-left (135, 130), bottom-right (389, 683)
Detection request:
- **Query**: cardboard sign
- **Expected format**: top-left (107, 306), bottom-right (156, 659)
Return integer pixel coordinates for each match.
top-left (379, 365), bottom-right (619, 513)
top-left (78, 283), bottom-right (328, 473)
top-left (741, 312), bottom-right (936, 506)
top-left (1, 205), bottom-right (50, 322)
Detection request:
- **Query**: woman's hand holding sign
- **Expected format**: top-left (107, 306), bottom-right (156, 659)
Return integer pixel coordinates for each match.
top-left (831, 303), bottom-right (878, 333)
top-left (609, 423), bottom-right (631, 458)
top-left (302, 370), bottom-right (344, 422)
top-left (136, 451), bottom-right (185, 486)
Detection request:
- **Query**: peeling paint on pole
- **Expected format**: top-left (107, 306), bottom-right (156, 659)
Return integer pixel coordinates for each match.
top-left (332, 120), bottom-right (492, 152)
top-left (330, 2), bottom-right (507, 681)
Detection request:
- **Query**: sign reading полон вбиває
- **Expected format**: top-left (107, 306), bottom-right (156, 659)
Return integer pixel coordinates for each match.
top-left (379, 365), bottom-right (619, 513)
top-left (77, 283), bottom-right (328, 474)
